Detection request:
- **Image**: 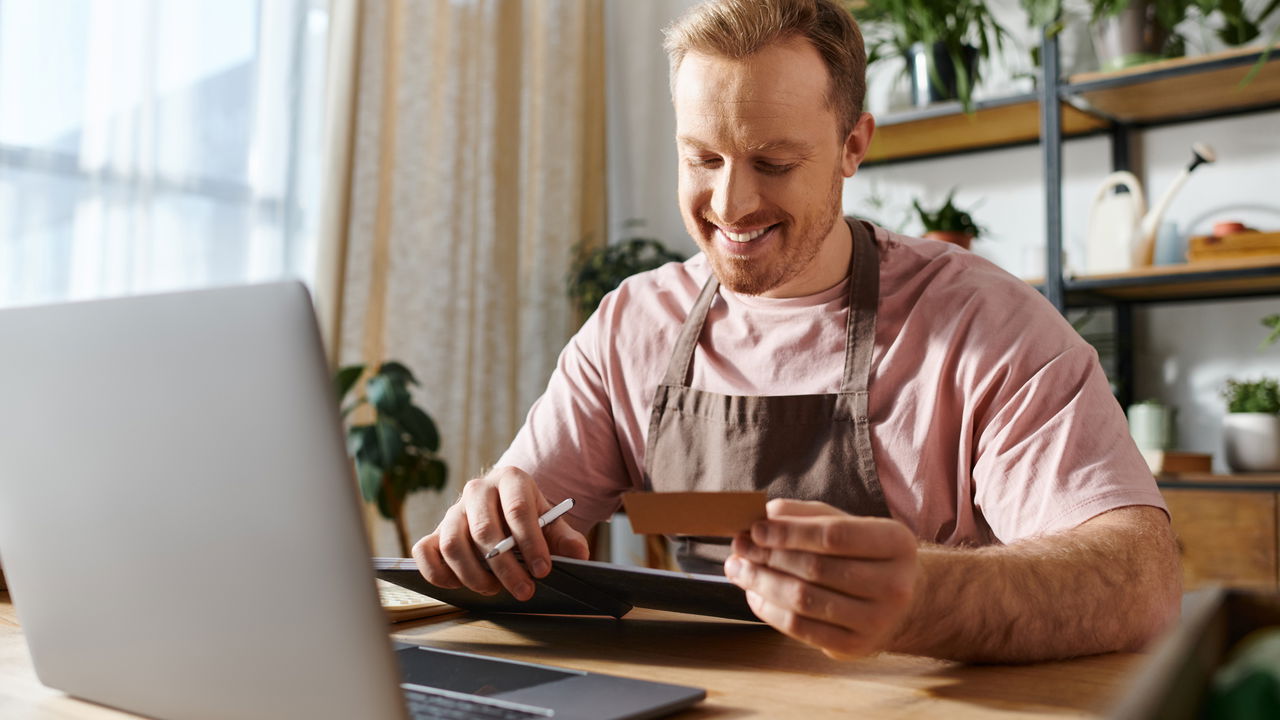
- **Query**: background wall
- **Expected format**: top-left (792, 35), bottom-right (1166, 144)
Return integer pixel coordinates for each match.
top-left (604, 0), bottom-right (1280, 471)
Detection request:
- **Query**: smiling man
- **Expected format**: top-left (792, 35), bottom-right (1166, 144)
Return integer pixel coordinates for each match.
top-left (413, 0), bottom-right (1181, 663)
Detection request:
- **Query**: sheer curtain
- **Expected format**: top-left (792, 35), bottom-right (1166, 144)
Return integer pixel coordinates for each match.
top-left (321, 0), bottom-right (607, 554)
top-left (0, 0), bottom-right (329, 308)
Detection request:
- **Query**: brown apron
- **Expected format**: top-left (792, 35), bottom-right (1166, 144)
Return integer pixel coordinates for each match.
top-left (642, 218), bottom-right (892, 574)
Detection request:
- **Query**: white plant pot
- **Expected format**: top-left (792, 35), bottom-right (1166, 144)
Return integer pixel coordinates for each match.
top-left (1223, 413), bottom-right (1280, 473)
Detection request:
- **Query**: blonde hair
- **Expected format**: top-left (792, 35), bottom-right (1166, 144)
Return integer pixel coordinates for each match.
top-left (663, 0), bottom-right (867, 138)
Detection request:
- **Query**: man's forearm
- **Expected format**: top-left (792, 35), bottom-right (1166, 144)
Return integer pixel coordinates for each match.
top-left (890, 506), bottom-right (1182, 663)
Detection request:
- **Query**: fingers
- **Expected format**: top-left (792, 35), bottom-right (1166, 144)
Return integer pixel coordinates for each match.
top-left (497, 473), bottom-right (554, 578)
top-left (462, 475), bottom-right (535, 601)
top-left (435, 503), bottom-right (501, 595)
top-left (743, 589), bottom-right (871, 661)
top-left (544, 517), bottom-right (591, 560)
top-left (727, 554), bottom-right (902, 658)
top-left (730, 537), bottom-right (907, 601)
top-left (726, 554), bottom-right (866, 626)
top-left (411, 532), bottom-right (460, 589)
top-left (749, 514), bottom-right (914, 560)
top-left (413, 466), bottom-right (585, 603)
top-left (765, 498), bottom-right (843, 518)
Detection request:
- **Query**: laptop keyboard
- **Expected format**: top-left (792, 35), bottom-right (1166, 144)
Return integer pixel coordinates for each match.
top-left (403, 684), bottom-right (553, 719)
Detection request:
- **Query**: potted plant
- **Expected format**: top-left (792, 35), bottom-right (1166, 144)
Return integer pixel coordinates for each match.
top-left (847, 0), bottom-right (1009, 112)
top-left (912, 190), bottom-right (985, 250)
top-left (567, 223), bottom-right (685, 320)
top-left (335, 361), bottom-right (447, 556)
top-left (1221, 377), bottom-right (1280, 472)
top-left (1021, 0), bottom-right (1279, 72)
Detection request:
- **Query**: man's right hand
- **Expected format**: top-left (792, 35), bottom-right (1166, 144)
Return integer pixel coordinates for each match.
top-left (411, 466), bottom-right (589, 601)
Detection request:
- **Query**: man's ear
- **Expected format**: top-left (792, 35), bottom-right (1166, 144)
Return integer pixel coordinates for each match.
top-left (841, 112), bottom-right (876, 177)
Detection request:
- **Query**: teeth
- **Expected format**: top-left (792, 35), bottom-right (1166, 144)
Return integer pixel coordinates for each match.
top-left (720, 226), bottom-right (771, 243)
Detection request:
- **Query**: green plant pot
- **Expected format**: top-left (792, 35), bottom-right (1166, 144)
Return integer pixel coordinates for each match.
top-left (1092, 0), bottom-right (1168, 72)
top-left (908, 42), bottom-right (979, 107)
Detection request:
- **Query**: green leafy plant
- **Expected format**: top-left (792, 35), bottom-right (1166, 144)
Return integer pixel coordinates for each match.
top-left (1021, 0), bottom-right (1279, 71)
top-left (847, 0), bottom-right (1010, 112)
top-left (912, 189), bottom-right (985, 238)
top-left (1223, 377), bottom-right (1280, 414)
top-left (568, 230), bottom-right (685, 319)
top-left (335, 361), bottom-right (447, 556)
top-left (1262, 314), bottom-right (1280, 349)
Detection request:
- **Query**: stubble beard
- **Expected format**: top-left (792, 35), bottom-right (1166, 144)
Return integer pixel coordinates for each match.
top-left (690, 170), bottom-right (844, 297)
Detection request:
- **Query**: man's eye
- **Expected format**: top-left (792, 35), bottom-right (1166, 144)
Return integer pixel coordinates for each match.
top-left (758, 162), bottom-right (795, 175)
top-left (687, 157), bottom-right (722, 169)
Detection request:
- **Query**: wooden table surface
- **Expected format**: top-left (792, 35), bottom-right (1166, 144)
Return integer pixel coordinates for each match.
top-left (1, 591), bottom-right (1146, 719)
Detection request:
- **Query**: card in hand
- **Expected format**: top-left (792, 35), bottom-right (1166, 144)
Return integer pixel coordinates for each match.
top-left (622, 491), bottom-right (768, 536)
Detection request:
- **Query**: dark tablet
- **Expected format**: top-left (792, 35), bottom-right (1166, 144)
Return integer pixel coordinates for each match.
top-left (373, 556), bottom-right (760, 623)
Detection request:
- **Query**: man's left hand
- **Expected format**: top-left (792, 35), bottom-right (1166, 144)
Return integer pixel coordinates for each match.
top-left (725, 498), bottom-right (920, 659)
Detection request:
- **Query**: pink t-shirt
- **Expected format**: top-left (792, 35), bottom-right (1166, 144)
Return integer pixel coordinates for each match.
top-left (498, 225), bottom-right (1167, 546)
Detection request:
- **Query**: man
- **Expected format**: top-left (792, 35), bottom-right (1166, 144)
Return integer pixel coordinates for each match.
top-left (413, 0), bottom-right (1180, 663)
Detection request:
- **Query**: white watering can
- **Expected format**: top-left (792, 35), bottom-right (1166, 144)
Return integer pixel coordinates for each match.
top-left (1084, 143), bottom-right (1216, 275)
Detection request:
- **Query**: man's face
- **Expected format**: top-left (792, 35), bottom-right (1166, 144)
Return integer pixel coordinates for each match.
top-left (673, 38), bottom-right (866, 297)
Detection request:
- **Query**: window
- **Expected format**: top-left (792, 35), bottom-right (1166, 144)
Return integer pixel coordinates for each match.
top-left (0, 0), bottom-right (329, 307)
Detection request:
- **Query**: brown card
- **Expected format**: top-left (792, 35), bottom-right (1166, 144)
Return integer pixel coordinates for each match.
top-left (622, 491), bottom-right (768, 536)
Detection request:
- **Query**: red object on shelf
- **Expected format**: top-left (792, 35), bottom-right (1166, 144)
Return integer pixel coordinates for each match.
top-left (1213, 221), bottom-right (1249, 237)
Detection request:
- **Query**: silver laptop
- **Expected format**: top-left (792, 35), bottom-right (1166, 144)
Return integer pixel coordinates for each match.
top-left (0, 281), bottom-right (704, 720)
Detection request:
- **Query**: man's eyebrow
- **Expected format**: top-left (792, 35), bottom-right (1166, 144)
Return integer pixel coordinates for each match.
top-left (676, 136), bottom-right (813, 154)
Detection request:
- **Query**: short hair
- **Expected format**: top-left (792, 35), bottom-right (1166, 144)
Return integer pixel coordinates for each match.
top-left (662, 0), bottom-right (867, 138)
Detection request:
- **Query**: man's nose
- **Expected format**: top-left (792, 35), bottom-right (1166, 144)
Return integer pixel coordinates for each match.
top-left (710, 163), bottom-right (761, 226)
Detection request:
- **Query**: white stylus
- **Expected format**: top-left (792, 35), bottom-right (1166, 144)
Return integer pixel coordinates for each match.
top-left (483, 498), bottom-right (575, 560)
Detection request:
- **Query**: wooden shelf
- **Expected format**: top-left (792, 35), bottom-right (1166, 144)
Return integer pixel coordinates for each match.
top-left (1064, 45), bottom-right (1280, 124)
top-left (1063, 255), bottom-right (1280, 304)
top-left (864, 94), bottom-right (1107, 165)
top-left (863, 46), bottom-right (1280, 165)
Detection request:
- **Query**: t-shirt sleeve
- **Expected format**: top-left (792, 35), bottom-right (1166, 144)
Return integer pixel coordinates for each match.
top-left (494, 308), bottom-right (631, 528)
top-left (971, 344), bottom-right (1169, 543)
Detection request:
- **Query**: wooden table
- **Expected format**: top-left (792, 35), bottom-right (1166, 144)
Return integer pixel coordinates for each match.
top-left (1, 591), bottom-right (1146, 719)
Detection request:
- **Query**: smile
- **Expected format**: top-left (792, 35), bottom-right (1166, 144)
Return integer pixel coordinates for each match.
top-left (717, 223), bottom-right (778, 244)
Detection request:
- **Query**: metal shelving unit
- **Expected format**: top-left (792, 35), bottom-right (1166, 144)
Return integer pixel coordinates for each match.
top-left (1039, 42), bottom-right (1280, 407)
top-left (865, 40), bottom-right (1280, 408)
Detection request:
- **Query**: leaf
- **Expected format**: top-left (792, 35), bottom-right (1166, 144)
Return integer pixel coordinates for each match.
top-left (375, 418), bottom-right (404, 468)
top-left (567, 237), bottom-right (686, 319)
top-left (348, 424), bottom-right (379, 464)
top-left (425, 458), bottom-right (447, 491)
top-left (400, 405), bottom-right (441, 453)
top-left (378, 361), bottom-right (418, 386)
top-left (356, 461), bottom-right (384, 503)
top-left (333, 364), bottom-right (365, 402)
top-left (374, 484), bottom-right (394, 520)
top-left (366, 374), bottom-right (410, 415)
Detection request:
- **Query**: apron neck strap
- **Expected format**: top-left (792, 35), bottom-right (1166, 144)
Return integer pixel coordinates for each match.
top-left (842, 218), bottom-right (879, 395)
top-left (660, 218), bottom-right (879, 390)
top-left (662, 269), bottom-right (721, 387)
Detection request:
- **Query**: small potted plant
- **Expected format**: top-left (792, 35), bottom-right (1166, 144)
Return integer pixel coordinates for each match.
top-left (336, 361), bottom-right (448, 556)
top-left (1020, 0), bottom-right (1279, 73)
top-left (1221, 377), bottom-right (1280, 473)
top-left (913, 190), bottom-right (985, 250)
top-left (848, 0), bottom-right (1009, 112)
top-left (568, 222), bottom-right (685, 320)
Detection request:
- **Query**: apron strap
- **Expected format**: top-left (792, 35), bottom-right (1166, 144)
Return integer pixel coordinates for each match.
top-left (841, 219), bottom-right (879, 409)
top-left (661, 271), bottom-right (721, 388)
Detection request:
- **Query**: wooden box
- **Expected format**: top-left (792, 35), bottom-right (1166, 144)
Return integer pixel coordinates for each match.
top-left (1109, 587), bottom-right (1280, 719)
